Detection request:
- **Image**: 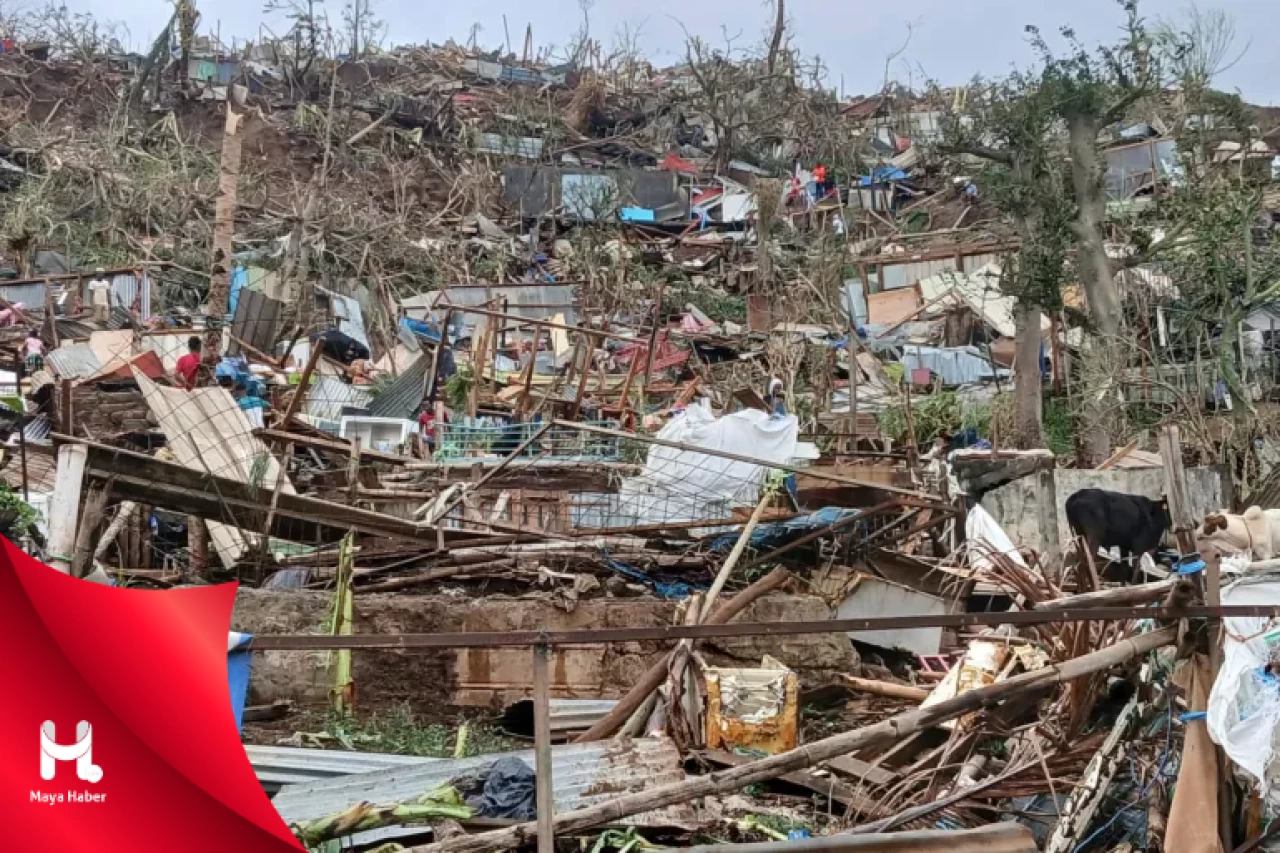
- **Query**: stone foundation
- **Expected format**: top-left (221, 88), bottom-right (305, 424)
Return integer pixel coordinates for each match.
top-left (233, 590), bottom-right (858, 714)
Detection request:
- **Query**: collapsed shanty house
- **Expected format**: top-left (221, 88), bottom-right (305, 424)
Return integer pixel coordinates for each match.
top-left (3, 8), bottom-right (1280, 853)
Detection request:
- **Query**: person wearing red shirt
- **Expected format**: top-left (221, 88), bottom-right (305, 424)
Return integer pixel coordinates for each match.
top-left (175, 336), bottom-right (202, 389)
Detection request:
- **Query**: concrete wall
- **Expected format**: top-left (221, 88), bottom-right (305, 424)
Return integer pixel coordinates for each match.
top-left (71, 385), bottom-right (155, 436)
top-left (981, 464), bottom-right (1231, 556)
top-left (1054, 466), bottom-right (1230, 550)
top-left (980, 469), bottom-right (1060, 565)
top-left (233, 590), bottom-right (858, 713)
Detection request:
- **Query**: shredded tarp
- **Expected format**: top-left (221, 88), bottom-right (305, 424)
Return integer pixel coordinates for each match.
top-left (602, 555), bottom-right (700, 599)
top-left (461, 757), bottom-right (536, 820)
top-left (708, 507), bottom-right (861, 553)
top-left (613, 402), bottom-right (798, 526)
top-left (965, 504), bottom-right (1028, 570)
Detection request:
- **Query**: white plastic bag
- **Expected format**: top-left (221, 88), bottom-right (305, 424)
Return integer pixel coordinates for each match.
top-left (1207, 578), bottom-right (1280, 793)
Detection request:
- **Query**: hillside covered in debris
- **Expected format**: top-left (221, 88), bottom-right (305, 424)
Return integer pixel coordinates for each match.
top-left (3, 1), bottom-right (1280, 852)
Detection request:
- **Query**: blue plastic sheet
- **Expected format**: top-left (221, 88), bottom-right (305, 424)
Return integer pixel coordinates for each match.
top-left (603, 555), bottom-right (701, 600)
top-left (401, 315), bottom-right (442, 343)
top-left (227, 633), bottom-right (253, 732)
top-left (709, 507), bottom-right (862, 554)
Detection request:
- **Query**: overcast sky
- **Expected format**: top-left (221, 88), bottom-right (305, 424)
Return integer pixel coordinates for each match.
top-left (68, 0), bottom-right (1279, 104)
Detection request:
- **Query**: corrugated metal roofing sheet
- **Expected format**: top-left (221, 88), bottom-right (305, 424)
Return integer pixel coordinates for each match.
top-left (245, 744), bottom-right (437, 791)
top-left (302, 377), bottom-right (374, 422)
top-left (476, 132), bottom-right (544, 159)
top-left (367, 355), bottom-right (429, 419)
top-left (402, 283), bottom-right (578, 328)
top-left (46, 343), bottom-right (103, 378)
top-left (270, 737), bottom-right (686, 825)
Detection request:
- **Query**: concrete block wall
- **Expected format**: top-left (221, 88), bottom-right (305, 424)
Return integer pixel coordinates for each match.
top-left (980, 464), bottom-right (1232, 558)
top-left (70, 384), bottom-right (157, 437)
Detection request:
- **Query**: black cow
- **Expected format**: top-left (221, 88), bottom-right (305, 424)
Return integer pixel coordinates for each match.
top-left (1064, 488), bottom-right (1171, 584)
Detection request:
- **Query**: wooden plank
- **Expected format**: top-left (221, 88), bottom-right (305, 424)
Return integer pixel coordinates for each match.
top-left (867, 287), bottom-right (922, 325)
top-left (824, 755), bottom-right (899, 788)
top-left (700, 749), bottom-right (886, 816)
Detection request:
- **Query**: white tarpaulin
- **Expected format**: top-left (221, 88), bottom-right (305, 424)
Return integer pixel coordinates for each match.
top-left (1207, 577), bottom-right (1280, 799)
top-left (614, 403), bottom-right (798, 526)
top-left (965, 504), bottom-right (1028, 571)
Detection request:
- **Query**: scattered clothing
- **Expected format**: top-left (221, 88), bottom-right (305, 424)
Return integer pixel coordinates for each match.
top-left (462, 757), bottom-right (536, 820)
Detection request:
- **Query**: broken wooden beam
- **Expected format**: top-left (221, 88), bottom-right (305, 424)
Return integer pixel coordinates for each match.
top-left (842, 676), bottom-right (930, 702)
top-left (1030, 576), bottom-right (1180, 610)
top-left (54, 435), bottom-right (489, 548)
top-left (700, 749), bottom-right (887, 817)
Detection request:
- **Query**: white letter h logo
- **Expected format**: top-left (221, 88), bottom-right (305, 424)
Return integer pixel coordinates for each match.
top-left (40, 721), bottom-right (103, 783)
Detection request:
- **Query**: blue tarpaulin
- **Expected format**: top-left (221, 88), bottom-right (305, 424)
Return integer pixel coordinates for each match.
top-left (603, 554), bottom-right (701, 600)
top-left (858, 167), bottom-right (908, 187)
top-left (709, 507), bottom-right (862, 553)
top-left (401, 315), bottom-right (442, 343)
top-left (228, 632), bottom-right (253, 732)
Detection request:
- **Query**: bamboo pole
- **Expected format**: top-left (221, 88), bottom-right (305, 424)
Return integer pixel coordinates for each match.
top-left (413, 626), bottom-right (1176, 853)
top-left (280, 341), bottom-right (325, 427)
top-left (1030, 577), bottom-right (1180, 610)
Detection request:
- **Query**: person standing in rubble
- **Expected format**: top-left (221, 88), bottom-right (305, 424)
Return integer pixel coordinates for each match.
top-left (23, 329), bottom-right (44, 374)
top-left (812, 164), bottom-right (828, 202)
top-left (87, 268), bottom-right (112, 324)
top-left (175, 336), bottom-right (202, 389)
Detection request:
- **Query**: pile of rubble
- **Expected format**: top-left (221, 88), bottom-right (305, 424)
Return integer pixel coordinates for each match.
top-left (1, 14), bottom-right (1279, 853)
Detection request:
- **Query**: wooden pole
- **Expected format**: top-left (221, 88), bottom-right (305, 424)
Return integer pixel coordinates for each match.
top-left (416, 627), bottom-right (1177, 853)
top-left (640, 285), bottom-right (665, 408)
top-left (533, 643), bottom-right (555, 853)
top-left (569, 333), bottom-right (600, 420)
top-left (47, 443), bottom-right (88, 574)
top-left (280, 341), bottom-right (325, 427)
top-left (1159, 424), bottom-right (1196, 555)
top-left (205, 101), bottom-right (244, 360)
top-left (347, 437), bottom-right (362, 503)
top-left (842, 676), bottom-right (930, 702)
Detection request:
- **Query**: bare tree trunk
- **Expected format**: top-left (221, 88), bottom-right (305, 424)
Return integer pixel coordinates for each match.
top-left (1067, 113), bottom-right (1124, 464)
top-left (766, 0), bottom-right (785, 73)
top-left (205, 102), bottom-right (244, 360)
top-left (1013, 304), bottom-right (1044, 448)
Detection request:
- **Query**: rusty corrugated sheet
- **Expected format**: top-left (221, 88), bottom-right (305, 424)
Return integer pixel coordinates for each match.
top-left (228, 288), bottom-right (283, 357)
top-left (270, 737), bottom-right (690, 826)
